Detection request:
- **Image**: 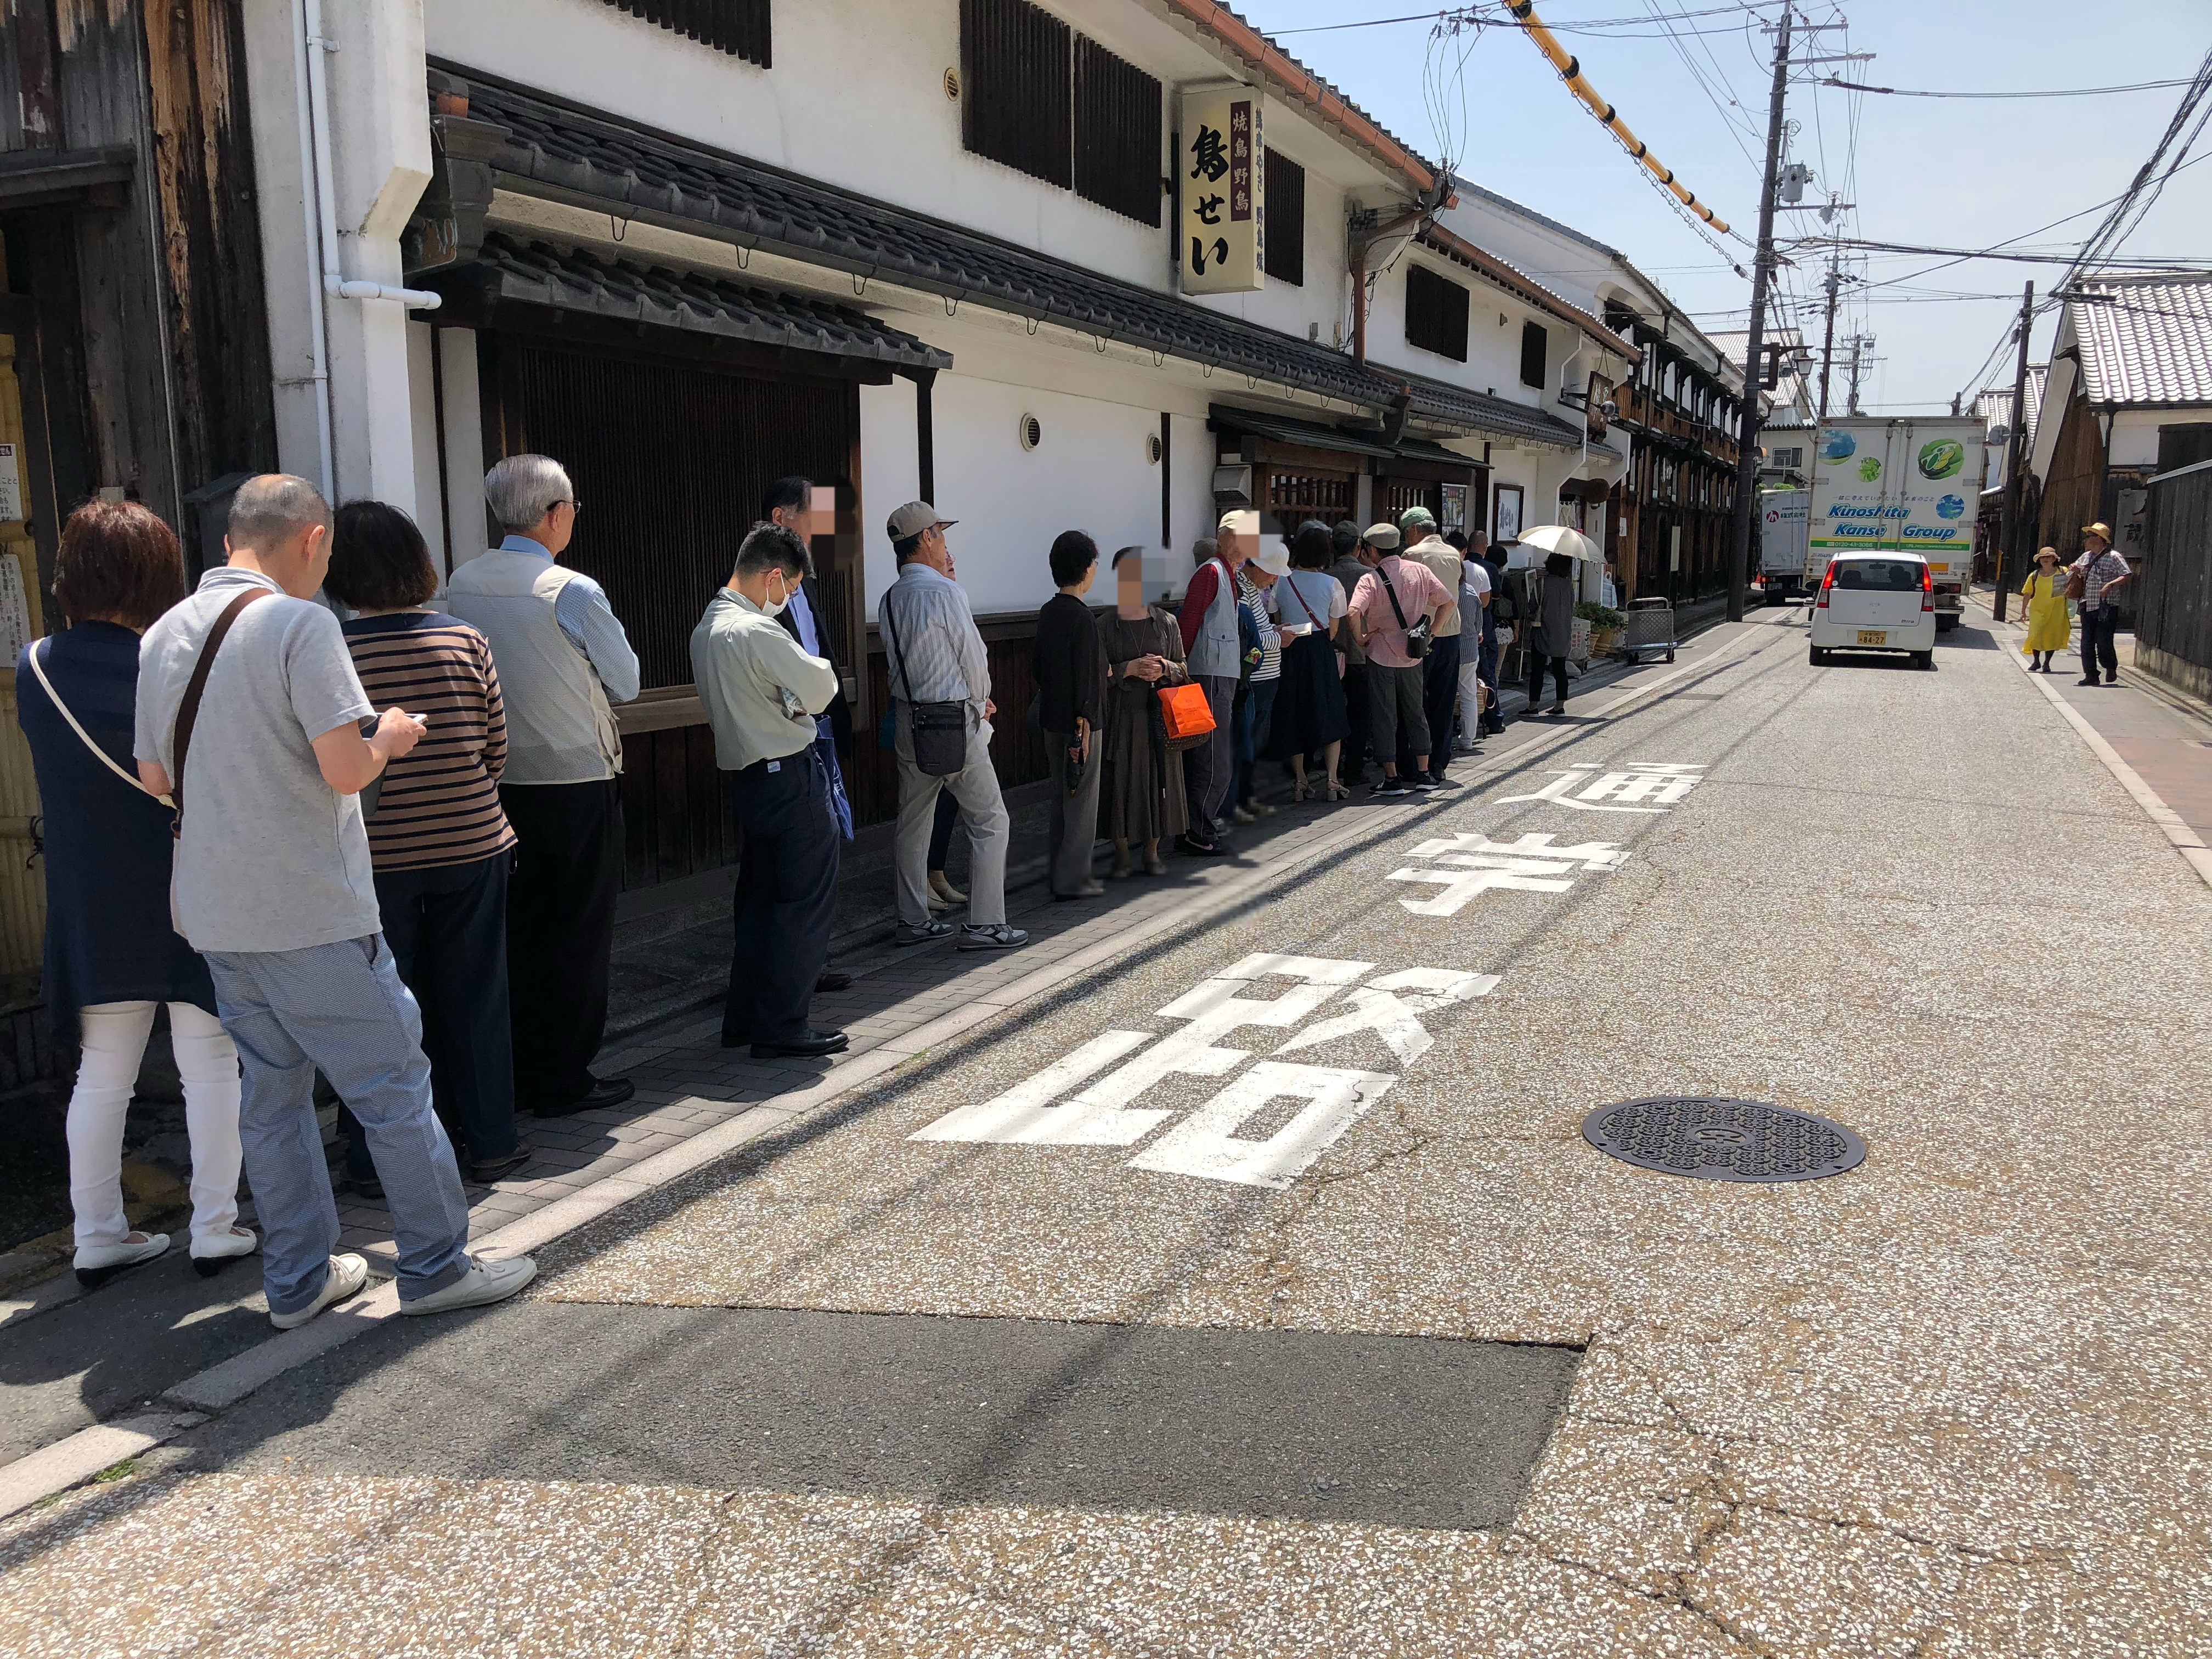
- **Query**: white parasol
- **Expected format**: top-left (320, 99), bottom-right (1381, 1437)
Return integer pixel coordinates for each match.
top-left (1515, 523), bottom-right (1601, 563)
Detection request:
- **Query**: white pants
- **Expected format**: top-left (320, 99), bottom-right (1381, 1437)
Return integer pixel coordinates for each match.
top-left (67, 1001), bottom-right (242, 1251)
top-left (1456, 661), bottom-right (1487, 744)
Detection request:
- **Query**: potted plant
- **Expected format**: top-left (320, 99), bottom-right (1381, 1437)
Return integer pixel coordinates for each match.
top-left (1575, 600), bottom-right (1628, 657)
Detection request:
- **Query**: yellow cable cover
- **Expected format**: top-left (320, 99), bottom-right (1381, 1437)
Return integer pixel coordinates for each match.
top-left (1505, 1), bottom-right (1731, 234)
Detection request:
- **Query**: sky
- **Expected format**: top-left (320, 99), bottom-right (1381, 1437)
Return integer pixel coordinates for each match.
top-left (1237, 0), bottom-right (2211, 417)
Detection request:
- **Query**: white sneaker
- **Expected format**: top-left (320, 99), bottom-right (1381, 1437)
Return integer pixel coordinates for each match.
top-left (400, 1254), bottom-right (537, 1316)
top-left (190, 1225), bottom-right (259, 1278)
top-left (270, 1252), bottom-right (370, 1329)
top-left (74, 1231), bottom-right (171, 1288)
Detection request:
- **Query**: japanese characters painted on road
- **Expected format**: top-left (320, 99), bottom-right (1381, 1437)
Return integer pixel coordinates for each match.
top-left (1179, 86), bottom-right (1263, 294)
top-left (1387, 832), bottom-right (1630, 918)
top-left (1497, 762), bottom-right (1706, 814)
top-left (911, 954), bottom-right (1493, 1189)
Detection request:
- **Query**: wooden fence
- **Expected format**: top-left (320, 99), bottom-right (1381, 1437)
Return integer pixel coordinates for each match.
top-left (2136, 458), bottom-right (2212, 706)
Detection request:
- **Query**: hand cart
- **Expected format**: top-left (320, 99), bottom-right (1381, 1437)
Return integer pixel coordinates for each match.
top-left (1622, 596), bottom-right (1677, 663)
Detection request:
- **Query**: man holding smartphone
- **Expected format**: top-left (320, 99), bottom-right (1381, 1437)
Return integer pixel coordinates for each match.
top-left (136, 475), bottom-right (534, 1330)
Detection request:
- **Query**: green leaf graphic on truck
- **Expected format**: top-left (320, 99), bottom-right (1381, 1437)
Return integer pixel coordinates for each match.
top-left (1916, 438), bottom-right (1965, 480)
top-left (1857, 456), bottom-right (1882, 482)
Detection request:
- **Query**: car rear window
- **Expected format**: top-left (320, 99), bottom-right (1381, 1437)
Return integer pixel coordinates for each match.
top-left (1831, 560), bottom-right (1922, 591)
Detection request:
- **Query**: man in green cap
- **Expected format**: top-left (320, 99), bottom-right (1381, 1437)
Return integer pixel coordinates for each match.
top-left (1400, 506), bottom-right (1465, 784)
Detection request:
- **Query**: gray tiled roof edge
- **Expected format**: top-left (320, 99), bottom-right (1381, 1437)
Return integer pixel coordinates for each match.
top-left (453, 70), bottom-right (1585, 450)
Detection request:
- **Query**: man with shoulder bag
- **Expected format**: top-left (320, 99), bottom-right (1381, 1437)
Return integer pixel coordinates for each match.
top-left (134, 475), bottom-right (534, 1330)
top-left (2069, 521), bottom-right (2131, 687)
top-left (881, 503), bottom-right (1027, 951)
top-left (1348, 523), bottom-right (1453, 797)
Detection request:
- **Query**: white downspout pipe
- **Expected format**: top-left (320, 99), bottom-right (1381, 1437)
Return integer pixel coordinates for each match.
top-left (301, 0), bottom-right (440, 489)
top-left (291, 0), bottom-right (336, 499)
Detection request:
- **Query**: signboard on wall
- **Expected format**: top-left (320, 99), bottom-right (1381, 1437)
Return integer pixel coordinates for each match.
top-left (1180, 87), bottom-right (1263, 294)
top-left (0, 444), bottom-right (21, 522)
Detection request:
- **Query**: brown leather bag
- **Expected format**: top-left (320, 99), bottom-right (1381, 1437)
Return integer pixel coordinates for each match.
top-left (2063, 561), bottom-right (2087, 602)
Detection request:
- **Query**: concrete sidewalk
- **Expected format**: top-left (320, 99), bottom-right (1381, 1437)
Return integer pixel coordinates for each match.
top-left (1971, 590), bottom-right (2212, 866)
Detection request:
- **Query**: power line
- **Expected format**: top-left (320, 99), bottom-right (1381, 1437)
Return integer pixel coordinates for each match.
top-left (1821, 75), bottom-right (2193, 100)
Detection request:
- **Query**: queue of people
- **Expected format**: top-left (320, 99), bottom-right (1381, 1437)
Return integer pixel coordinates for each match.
top-left (18, 472), bottom-right (1541, 1325)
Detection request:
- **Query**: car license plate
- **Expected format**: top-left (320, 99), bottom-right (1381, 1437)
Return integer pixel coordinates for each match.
top-left (1857, 629), bottom-right (1887, 646)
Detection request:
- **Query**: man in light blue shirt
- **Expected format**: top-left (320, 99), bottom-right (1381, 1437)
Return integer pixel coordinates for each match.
top-left (445, 455), bottom-right (640, 1120)
top-left (879, 501), bottom-right (1026, 952)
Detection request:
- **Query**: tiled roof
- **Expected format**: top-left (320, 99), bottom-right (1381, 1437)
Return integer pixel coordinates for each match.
top-left (450, 71), bottom-right (1583, 447)
top-left (461, 233), bottom-right (952, 371)
top-left (1976, 363), bottom-right (2047, 443)
top-left (2068, 273), bottom-right (2212, 406)
top-left (1207, 404), bottom-right (1532, 462)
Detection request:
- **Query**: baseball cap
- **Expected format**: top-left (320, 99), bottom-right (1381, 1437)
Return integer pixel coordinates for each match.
top-left (1217, 507), bottom-right (1259, 536)
top-left (1398, 506), bottom-right (1437, 534)
top-left (1362, 523), bottom-right (1402, 550)
top-left (887, 501), bottom-right (956, 540)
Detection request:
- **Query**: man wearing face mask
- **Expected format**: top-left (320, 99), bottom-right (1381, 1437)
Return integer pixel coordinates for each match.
top-left (690, 522), bottom-right (847, 1058)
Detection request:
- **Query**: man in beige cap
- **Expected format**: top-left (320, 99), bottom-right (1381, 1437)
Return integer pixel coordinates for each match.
top-left (878, 503), bottom-right (1027, 951)
top-left (1347, 521), bottom-right (1452, 796)
top-left (2069, 521), bottom-right (2131, 686)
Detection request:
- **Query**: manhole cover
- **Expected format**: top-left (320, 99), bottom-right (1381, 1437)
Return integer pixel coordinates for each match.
top-left (1581, 1097), bottom-right (1865, 1183)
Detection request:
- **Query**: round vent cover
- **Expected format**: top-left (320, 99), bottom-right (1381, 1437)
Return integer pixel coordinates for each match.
top-left (1018, 414), bottom-right (1042, 452)
top-left (943, 67), bottom-right (961, 101)
top-left (1147, 432), bottom-right (1164, 465)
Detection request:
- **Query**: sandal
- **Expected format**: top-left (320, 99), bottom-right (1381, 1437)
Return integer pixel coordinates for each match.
top-left (1291, 780), bottom-right (1312, 804)
top-left (1326, 780), bottom-right (1350, 801)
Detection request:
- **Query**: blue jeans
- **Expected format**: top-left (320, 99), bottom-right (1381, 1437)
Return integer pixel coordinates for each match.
top-left (724, 748), bottom-right (842, 1043)
top-left (205, 936), bottom-right (472, 1316)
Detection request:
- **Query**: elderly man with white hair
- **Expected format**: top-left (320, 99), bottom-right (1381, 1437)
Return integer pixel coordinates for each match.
top-left (445, 454), bottom-right (641, 1121)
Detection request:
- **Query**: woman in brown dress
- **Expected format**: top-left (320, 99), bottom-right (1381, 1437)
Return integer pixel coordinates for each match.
top-left (1098, 545), bottom-right (1189, 876)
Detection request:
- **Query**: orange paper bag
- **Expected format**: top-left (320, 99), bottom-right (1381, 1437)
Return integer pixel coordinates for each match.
top-left (1158, 682), bottom-right (1215, 740)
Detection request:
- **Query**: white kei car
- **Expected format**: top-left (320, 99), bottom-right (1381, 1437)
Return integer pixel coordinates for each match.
top-left (1808, 553), bottom-right (1937, 669)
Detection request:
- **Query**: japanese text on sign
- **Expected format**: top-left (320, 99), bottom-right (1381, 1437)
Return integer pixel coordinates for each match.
top-left (1180, 87), bottom-right (1263, 294)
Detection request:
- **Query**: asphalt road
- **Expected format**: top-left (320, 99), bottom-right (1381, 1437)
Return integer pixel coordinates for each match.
top-left (7, 606), bottom-right (2210, 1658)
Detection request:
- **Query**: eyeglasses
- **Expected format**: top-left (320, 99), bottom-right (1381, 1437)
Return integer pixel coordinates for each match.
top-left (557, 499), bottom-right (582, 515)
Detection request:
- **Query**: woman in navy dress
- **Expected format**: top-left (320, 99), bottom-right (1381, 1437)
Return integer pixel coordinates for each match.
top-left (16, 501), bottom-right (252, 1286)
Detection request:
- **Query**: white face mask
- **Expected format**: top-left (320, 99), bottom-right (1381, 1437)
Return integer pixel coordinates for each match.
top-left (760, 575), bottom-right (790, 618)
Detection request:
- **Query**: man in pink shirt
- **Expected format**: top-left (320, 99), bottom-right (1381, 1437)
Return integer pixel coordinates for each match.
top-left (1348, 523), bottom-right (1455, 796)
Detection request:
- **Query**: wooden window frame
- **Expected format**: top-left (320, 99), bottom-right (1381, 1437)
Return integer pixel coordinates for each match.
top-left (960, 0), bottom-right (1073, 190)
top-left (1262, 148), bottom-right (1304, 286)
top-left (607, 1), bottom-right (770, 68)
top-left (1404, 263), bottom-right (1469, 363)
top-left (1073, 33), bottom-right (1163, 227)
top-left (1519, 319), bottom-right (1548, 390)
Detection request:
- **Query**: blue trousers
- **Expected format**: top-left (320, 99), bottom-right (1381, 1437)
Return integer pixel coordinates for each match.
top-left (205, 936), bottom-right (471, 1315)
top-left (724, 747), bottom-right (842, 1043)
top-left (1420, 632), bottom-right (1463, 765)
top-left (1476, 630), bottom-right (1501, 726)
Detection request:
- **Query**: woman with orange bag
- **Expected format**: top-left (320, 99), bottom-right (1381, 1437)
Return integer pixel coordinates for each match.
top-left (1099, 544), bottom-right (1192, 877)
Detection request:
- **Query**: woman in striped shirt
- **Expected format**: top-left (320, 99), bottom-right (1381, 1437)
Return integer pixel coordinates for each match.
top-left (325, 501), bottom-right (527, 1188)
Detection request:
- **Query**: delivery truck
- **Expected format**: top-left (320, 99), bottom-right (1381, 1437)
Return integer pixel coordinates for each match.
top-left (1757, 489), bottom-right (1810, 602)
top-left (1805, 417), bottom-right (1985, 630)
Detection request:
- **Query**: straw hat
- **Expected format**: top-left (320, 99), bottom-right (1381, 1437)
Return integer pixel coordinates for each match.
top-left (2082, 521), bottom-right (2112, 543)
top-left (2033, 546), bottom-right (2060, 563)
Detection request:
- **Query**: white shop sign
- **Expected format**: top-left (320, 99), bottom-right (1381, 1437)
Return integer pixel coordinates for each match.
top-left (0, 444), bottom-right (21, 522)
top-left (912, 953), bottom-right (1493, 1189)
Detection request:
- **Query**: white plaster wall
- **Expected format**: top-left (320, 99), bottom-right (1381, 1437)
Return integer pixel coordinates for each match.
top-left (425, 0), bottom-right (1396, 349)
top-left (405, 321), bottom-right (447, 572)
top-left (2107, 410), bottom-right (2197, 469)
top-left (240, 0), bottom-right (328, 490)
top-left (436, 328), bottom-right (489, 565)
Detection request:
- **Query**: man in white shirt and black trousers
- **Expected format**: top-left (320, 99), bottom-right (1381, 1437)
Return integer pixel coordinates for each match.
top-left (691, 522), bottom-right (848, 1059)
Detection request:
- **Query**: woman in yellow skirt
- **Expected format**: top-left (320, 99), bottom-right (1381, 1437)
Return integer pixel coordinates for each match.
top-left (2020, 546), bottom-right (2070, 672)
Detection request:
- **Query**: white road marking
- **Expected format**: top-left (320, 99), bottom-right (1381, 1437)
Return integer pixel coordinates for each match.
top-left (1274, 970), bottom-right (1499, 1065)
top-left (1126, 1062), bottom-right (1400, 1189)
top-left (1387, 833), bottom-right (1632, 918)
top-left (1497, 762), bottom-right (1706, 813)
top-left (909, 1030), bottom-right (1158, 1144)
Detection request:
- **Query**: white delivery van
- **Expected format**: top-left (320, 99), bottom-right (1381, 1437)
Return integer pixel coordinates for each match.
top-left (1808, 552), bottom-right (1937, 669)
top-left (1808, 418), bottom-right (1984, 631)
top-left (1758, 489), bottom-right (1810, 602)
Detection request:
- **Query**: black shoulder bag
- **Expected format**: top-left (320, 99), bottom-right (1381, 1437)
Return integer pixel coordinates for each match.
top-left (1379, 564), bottom-right (1432, 660)
top-left (881, 594), bottom-right (970, 776)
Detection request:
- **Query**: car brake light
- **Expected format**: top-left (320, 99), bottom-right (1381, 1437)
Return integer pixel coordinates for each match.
top-left (1921, 566), bottom-right (1934, 612)
top-left (1815, 563), bottom-right (1834, 608)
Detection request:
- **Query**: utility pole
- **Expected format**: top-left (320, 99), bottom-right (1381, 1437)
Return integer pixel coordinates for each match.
top-left (1843, 332), bottom-right (1875, 414)
top-left (1991, 281), bottom-right (2035, 625)
top-left (1725, 3), bottom-right (1794, 624)
top-left (1815, 258), bottom-right (1843, 422)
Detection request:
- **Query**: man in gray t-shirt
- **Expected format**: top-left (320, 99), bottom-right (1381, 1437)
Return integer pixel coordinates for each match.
top-left (134, 475), bottom-right (535, 1329)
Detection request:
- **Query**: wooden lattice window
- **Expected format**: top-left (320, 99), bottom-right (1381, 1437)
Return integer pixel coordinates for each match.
top-left (961, 0), bottom-right (1073, 189)
top-left (608, 0), bottom-right (770, 67)
top-left (1263, 148), bottom-right (1304, 286)
top-left (1074, 35), bottom-right (1162, 227)
top-left (1405, 264), bottom-right (1469, 363)
top-left (1264, 469), bottom-right (1355, 531)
